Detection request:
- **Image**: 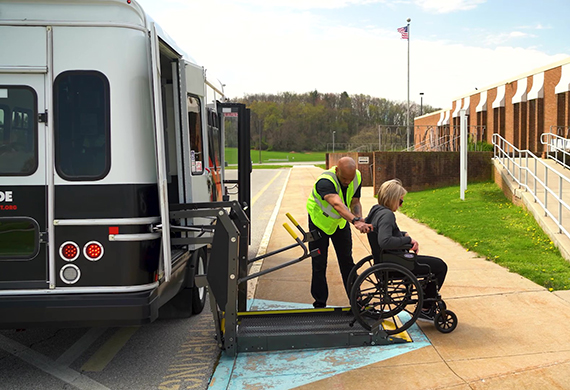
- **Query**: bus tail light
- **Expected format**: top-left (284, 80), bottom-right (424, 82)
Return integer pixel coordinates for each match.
top-left (84, 241), bottom-right (104, 261)
top-left (59, 241), bottom-right (80, 261)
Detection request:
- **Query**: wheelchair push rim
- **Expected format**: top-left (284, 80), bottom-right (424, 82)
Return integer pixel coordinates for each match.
top-left (350, 263), bottom-right (423, 335)
top-left (347, 255), bottom-right (375, 293)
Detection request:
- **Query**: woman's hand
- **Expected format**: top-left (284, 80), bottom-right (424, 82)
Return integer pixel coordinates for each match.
top-left (410, 238), bottom-right (419, 254)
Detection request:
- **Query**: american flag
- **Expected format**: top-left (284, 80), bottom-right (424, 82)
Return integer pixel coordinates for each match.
top-left (397, 26), bottom-right (408, 40)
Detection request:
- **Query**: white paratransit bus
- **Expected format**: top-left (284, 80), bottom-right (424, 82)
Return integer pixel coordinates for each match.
top-left (0, 0), bottom-right (251, 327)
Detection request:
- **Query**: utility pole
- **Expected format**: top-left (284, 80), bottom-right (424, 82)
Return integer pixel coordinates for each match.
top-left (406, 17), bottom-right (411, 150)
top-left (332, 131), bottom-right (336, 153)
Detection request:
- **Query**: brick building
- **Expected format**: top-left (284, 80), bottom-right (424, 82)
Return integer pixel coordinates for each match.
top-left (414, 57), bottom-right (570, 154)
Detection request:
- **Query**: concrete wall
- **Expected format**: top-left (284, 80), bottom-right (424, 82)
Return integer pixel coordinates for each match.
top-left (327, 152), bottom-right (374, 186)
top-left (327, 151), bottom-right (493, 194)
top-left (373, 151), bottom-right (493, 194)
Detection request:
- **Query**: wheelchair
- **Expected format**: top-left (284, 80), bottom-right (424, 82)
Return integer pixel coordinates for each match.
top-left (347, 246), bottom-right (457, 335)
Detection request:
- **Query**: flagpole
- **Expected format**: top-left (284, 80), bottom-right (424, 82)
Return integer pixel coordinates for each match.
top-left (406, 17), bottom-right (411, 150)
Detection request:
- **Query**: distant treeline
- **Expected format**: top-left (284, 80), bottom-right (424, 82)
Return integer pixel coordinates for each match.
top-left (227, 91), bottom-right (438, 152)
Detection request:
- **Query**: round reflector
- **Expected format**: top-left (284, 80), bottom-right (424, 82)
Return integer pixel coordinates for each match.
top-left (59, 241), bottom-right (80, 261)
top-left (83, 241), bottom-right (104, 261)
top-left (60, 264), bottom-right (81, 284)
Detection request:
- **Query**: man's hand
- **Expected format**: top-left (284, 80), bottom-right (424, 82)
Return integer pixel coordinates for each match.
top-left (354, 220), bottom-right (373, 234)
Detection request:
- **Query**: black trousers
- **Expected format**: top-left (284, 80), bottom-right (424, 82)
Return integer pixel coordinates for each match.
top-left (308, 216), bottom-right (354, 308)
top-left (413, 255), bottom-right (447, 305)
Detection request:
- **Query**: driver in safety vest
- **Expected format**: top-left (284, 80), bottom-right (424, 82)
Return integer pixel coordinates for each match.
top-left (306, 156), bottom-right (373, 308)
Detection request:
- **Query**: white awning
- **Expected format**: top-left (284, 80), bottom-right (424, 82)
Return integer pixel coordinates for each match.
top-left (528, 72), bottom-right (544, 100)
top-left (476, 91), bottom-right (487, 112)
top-left (462, 96), bottom-right (470, 112)
top-left (443, 110), bottom-right (450, 125)
top-left (452, 99), bottom-right (462, 118)
top-left (512, 78), bottom-right (528, 104)
top-left (555, 64), bottom-right (570, 94)
top-left (437, 111), bottom-right (445, 126)
top-left (492, 85), bottom-right (505, 108)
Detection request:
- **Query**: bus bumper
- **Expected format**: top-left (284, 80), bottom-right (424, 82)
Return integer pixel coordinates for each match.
top-left (0, 289), bottom-right (159, 329)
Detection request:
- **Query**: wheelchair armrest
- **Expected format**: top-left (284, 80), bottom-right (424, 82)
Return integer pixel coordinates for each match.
top-left (381, 252), bottom-right (416, 271)
top-left (380, 243), bottom-right (413, 254)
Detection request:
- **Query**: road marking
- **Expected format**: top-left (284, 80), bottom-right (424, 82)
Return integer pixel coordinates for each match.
top-left (56, 327), bottom-right (107, 367)
top-left (250, 170), bottom-right (282, 207)
top-left (0, 333), bottom-right (111, 390)
top-left (247, 168), bottom-right (292, 299)
top-left (157, 315), bottom-right (218, 390)
top-left (81, 326), bottom-right (139, 372)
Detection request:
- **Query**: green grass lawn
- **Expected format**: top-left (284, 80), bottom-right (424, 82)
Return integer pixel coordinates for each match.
top-left (225, 148), bottom-right (325, 165)
top-left (400, 181), bottom-right (570, 291)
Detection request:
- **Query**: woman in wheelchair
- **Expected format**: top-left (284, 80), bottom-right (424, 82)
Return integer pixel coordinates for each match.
top-left (365, 179), bottom-right (448, 321)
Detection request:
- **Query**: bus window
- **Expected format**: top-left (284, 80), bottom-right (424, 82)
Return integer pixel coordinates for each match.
top-left (187, 95), bottom-right (203, 174)
top-left (54, 71), bottom-right (110, 180)
top-left (0, 218), bottom-right (40, 260)
top-left (0, 87), bottom-right (38, 176)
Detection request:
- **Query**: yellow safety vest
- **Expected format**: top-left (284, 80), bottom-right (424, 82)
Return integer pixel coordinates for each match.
top-left (306, 167), bottom-right (361, 235)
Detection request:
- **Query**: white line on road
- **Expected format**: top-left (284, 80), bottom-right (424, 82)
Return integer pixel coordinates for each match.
top-left (0, 333), bottom-right (111, 390)
top-left (56, 327), bottom-right (107, 367)
top-left (247, 168), bottom-right (292, 299)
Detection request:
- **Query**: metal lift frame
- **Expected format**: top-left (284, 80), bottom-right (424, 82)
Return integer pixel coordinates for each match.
top-left (181, 205), bottom-right (412, 357)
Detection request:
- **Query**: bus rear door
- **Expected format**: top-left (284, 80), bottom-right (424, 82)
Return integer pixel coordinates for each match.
top-left (0, 26), bottom-right (49, 290)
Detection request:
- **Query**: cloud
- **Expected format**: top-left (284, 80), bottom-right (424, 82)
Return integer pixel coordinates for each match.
top-left (414, 0), bottom-right (486, 13)
top-left (138, 0), bottom-right (567, 109)
top-left (519, 23), bottom-right (552, 30)
top-left (484, 31), bottom-right (537, 45)
top-left (204, 0), bottom-right (387, 10)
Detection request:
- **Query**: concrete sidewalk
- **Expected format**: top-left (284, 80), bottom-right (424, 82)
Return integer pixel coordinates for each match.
top-left (253, 166), bottom-right (570, 389)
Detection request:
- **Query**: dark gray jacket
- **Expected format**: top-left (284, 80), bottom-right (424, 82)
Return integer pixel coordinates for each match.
top-left (365, 204), bottom-right (411, 257)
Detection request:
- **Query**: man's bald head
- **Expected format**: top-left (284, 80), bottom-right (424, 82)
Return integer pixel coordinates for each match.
top-left (335, 157), bottom-right (356, 187)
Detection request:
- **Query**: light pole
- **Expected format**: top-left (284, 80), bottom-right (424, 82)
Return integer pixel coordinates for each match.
top-left (332, 131), bottom-right (336, 153)
top-left (420, 92), bottom-right (424, 116)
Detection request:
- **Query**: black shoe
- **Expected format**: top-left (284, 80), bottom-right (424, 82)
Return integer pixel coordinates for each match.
top-left (417, 308), bottom-right (435, 322)
top-left (313, 302), bottom-right (326, 309)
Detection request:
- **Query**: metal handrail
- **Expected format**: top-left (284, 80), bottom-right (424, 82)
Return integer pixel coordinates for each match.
top-left (540, 132), bottom-right (570, 170)
top-left (493, 133), bottom-right (570, 238)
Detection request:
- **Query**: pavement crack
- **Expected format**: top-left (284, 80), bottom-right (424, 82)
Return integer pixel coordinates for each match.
top-left (444, 288), bottom-right (547, 300)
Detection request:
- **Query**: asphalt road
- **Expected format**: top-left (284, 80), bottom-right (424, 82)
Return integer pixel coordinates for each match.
top-left (0, 169), bottom-right (291, 390)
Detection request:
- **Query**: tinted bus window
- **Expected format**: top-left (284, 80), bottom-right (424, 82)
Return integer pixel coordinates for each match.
top-left (188, 95), bottom-right (203, 174)
top-left (0, 87), bottom-right (38, 176)
top-left (54, 71), bottom-right (110, 180)
top-left (0, 218), bottom-right (39, 260)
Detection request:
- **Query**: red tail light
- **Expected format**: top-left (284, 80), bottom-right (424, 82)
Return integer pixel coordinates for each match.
top-left (59, 242), bottom-right (79, 261)
top-left (83, 241), bottom-right (104, 261)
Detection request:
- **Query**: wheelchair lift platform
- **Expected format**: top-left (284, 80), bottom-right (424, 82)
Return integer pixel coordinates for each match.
top-left (236, 307), bottom-right (412, 353)
top-left (176, 202), bottom-right (413, 356)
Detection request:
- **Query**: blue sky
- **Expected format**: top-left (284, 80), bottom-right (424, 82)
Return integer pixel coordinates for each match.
top-left (135, 0), bottom-right (570, 108)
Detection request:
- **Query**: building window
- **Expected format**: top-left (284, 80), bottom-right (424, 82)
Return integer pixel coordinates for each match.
top-left (0, 217), bottom-right (40, 260)
top-left (0, 87), bottom-right (38, 176)
top-left (54, 71), bottom-right (110, 180)
top-left (188, 95), bottom-right (203, 174)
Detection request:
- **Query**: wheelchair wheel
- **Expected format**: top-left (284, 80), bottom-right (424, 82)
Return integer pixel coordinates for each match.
top-left (347, 255), bottom-right (374, 293)
top-left (434, 310), bottom-right (457, 333)
top-left (350, 263), bottom-right (423, 335)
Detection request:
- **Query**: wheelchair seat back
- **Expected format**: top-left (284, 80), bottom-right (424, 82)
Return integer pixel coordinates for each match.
top-left (367, 231), bottom-right (416, 271)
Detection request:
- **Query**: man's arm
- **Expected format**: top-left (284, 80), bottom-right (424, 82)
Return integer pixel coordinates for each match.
top-left (350, 197), bottom-right (372, 233)
top-left (322, 194), bottom-right (372, 233)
